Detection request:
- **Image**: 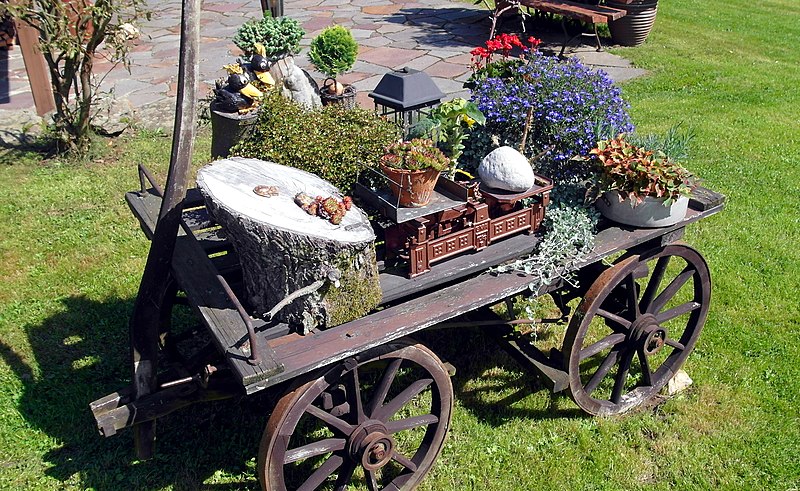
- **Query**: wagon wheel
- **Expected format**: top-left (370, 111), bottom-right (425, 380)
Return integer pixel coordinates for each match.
top-left (563, 243), bottom-right (711, 416)
top-left (259, 339), bottom-right (453, 491)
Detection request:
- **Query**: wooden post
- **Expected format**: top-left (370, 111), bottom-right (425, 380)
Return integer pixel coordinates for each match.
top-left (12, 16), bottom-right (55, 115)
top-left (128, 0), bottom-right (200, 460)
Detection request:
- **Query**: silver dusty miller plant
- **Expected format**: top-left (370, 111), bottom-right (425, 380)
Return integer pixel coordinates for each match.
top-left (493, 187), bottom-right (598, 293)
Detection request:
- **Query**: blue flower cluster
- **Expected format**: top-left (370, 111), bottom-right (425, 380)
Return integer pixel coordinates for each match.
top-left (466, 53), bottom-right (633, 181)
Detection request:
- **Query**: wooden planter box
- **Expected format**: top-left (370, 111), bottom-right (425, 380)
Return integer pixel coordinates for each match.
top-left (356, 175), bottom-right (554, 277)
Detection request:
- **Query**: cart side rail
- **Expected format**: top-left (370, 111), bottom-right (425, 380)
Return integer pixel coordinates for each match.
top-left (125, 188), bottom-right (284, 386)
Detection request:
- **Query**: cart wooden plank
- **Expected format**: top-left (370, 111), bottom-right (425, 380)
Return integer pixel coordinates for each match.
top-left (126, 190), bottom-right (284, 387)
top-left (249, 195), bottom-right (724, 393)
top-left (125, 185), bottom-right (724, 392)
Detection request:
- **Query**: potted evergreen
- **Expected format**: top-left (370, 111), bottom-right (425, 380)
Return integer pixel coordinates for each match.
top-left (380, 139), bottom-right (451, 207)
top-left (232, 15), bottom-right (304, 58)
top-left (591, 134), bottom-right (697, 227)
top-left (308, 25), bottom-right (358, 108)
top-left (212, 17), bottom-right (307, 158)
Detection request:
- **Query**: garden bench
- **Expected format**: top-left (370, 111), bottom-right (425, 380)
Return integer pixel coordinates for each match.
top-left (497, 0), bottom-right (629, 56)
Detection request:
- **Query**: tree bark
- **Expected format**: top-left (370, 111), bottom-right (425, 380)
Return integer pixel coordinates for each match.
top-left (197, 158), bottom-right (381, 334)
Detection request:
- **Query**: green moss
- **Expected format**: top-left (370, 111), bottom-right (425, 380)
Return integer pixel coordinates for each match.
top-left (323, 246), bottom-right (382, 327)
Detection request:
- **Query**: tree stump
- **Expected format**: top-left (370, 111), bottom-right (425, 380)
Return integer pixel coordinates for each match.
top-left (197, 157), bottom-right (381, 334)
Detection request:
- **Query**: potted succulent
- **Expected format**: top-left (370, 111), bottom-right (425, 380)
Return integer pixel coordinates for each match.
top-left (308, 25), bottom-right (358, 108)
top-left (591, 134), bottom-right (697, 227)
top-left (381, 138), bottom-right (451, 207)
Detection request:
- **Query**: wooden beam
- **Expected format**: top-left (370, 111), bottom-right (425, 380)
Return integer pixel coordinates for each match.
top-left (12, 18), bottom-right (55, 115)
top-left (129, 0), bottom-right (201, 460)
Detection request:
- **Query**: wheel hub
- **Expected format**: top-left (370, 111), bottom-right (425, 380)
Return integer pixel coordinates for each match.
top-left (347, 420), bottom-right (395, 471)
top-left (630, 313), bottom-right (667, 356)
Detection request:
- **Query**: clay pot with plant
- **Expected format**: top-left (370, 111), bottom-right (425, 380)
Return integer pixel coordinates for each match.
top-left (381, 139), bottom-right (451, 208)
top-left (590, 134), bottom-right (697, 227)
top-left (308, 25), bottom-right (358, 108)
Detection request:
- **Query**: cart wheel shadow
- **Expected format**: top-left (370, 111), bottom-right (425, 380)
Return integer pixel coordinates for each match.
top-left (415, 328), bottom-right (587, 423)
top-left (0, 294), bottom-right (274, 490)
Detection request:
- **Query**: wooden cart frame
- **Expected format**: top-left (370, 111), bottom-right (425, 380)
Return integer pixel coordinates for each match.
top-left (89, 1), bottom-right (725, 489)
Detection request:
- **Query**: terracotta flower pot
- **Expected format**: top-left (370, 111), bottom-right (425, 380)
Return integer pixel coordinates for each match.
top-left (381, 164), bottom-right (440, 208)
top-left (607, 0), bottom-right (659, 47)
top-left (596, 191), bottom-right (689, 228)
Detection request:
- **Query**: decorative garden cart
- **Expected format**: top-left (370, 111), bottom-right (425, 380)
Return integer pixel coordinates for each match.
top-left (89, 1), bottom-right (725, 489)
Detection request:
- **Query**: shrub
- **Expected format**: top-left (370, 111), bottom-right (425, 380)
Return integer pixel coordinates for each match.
top-left (465, 52), bottom-right (633, 182)
top-left (233, 16), bottom-right (304, 57)
top-left (308, 25), bottom-right (358, 80)
top-left (230, 92), bottom-right (399, 194)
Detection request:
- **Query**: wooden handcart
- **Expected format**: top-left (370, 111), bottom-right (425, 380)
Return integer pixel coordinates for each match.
top-left (89, 1), bottom-right (726, 489)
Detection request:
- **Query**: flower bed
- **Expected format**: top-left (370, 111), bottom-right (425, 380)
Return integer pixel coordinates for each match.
top-left (464, 38), bottom-right (633, 182)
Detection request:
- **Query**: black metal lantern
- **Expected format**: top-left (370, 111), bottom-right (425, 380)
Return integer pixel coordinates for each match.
top-left (368, 67), bottom-right (445, 138)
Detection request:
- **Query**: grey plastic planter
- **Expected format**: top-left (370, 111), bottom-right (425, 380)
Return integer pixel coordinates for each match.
top-left (596, 191), bottom-right (689, 228)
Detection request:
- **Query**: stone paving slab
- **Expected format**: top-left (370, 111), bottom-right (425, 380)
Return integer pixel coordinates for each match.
top-left (0, 0), bottom-right (645, 133)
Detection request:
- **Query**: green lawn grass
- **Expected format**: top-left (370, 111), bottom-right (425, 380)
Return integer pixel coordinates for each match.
top-left (1, 0), bottom-right (799, 488)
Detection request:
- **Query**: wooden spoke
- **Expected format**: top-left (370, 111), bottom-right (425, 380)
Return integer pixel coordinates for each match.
top-left (297, 454), bottom-right (343, 491)
top-left (345, 365), bottom-right (365, 425)
top-left (385, 414), bottom-right (439, 434)
top-left (584, 349), bottom-right (620, 396)
top-left (306, 405), bottom-right (353, 436)
top-left (610, 349), bottom-right (634, 404)
top-left (580, 333), bottom-right (626, 361)
top-left (640, 256), bottom-right (670, 313)
top-left (373, 378), bottom-right (433, 421)
top-left (625, 274), bottom-right (640, 317)
top-left (333, 461), bottom-right (357, 491)
top-left (637, 350), bottom-right (653, 387)
top-left (650, 267), bottom-right (694, 314)
top-left (284, 438), bottom-right (346, 464)
top-left (393, 451), bottom-right (419, 472)
top-left (657, 301), bottom-right (701, 323)
top-left (563, 245), bottom-right (711, 416)
top-left (366, 358), bottom-right (402, 418)
top-left (259, 340), bottom-right (453, 491)
top-left (596, 309), bottom-right (632, 329)
top-left (365, 470), bottom-right (379, 491)
top-left (664, 338), bottom-right (686, 351)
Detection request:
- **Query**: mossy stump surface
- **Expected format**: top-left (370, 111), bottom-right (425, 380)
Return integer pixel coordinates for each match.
top-left (197, 157), bottom-right (380, 334)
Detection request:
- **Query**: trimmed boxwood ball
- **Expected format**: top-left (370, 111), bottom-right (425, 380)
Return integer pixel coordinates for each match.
top-left (230, 92), bottom-right (400, 194)
top-left (308, 25), bottom-right (358, 82)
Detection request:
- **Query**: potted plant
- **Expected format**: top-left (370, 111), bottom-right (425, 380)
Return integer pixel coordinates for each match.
top-left (606, 0), bottom-right (659, 47)
top-left (380, 138), bottom-right (451, 207)
top-left (233, 15), bottom-right (304, 58)
top-left (590, 134), bottom-right (697, 227)
top-left (409, 98), bottom-right (486, 179)
top-left (308, 25), bottom-right (358, 108)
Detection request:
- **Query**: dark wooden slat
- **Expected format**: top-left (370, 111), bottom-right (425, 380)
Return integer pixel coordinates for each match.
top-left (126, 191), bottom-right (284, 387)
top-left (127, 186), bottom-right (725, 395)
top-left (248, 201), bottom-right (726, 394)
top-left (169, 234), bottom-right (284, 385)
top-left (194, 228), bottom-right (231, 254)
top-left (530, 0), bottom-right (627, 22)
